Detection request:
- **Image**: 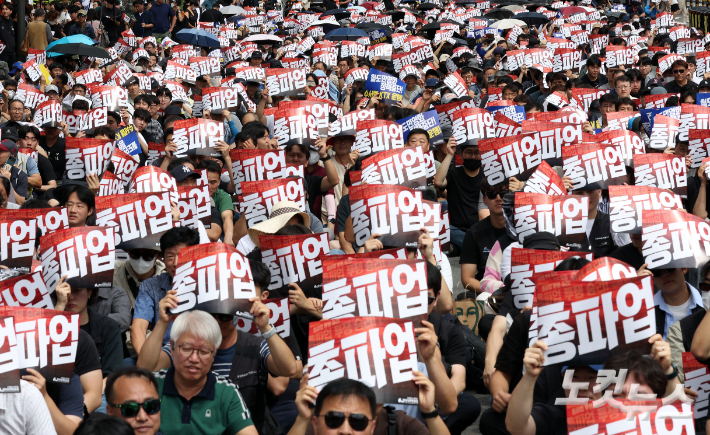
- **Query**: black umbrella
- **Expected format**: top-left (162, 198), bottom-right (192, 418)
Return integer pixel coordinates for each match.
top-left (200, 8), bottom-right (224, 22)
top-left (226, 15), bottom-right (245, 22)
top-left (417, 3), bottom-right (440, 10)
top-left (48, 43), bottom-right (111, 58)
top-left (484, 8), bottom-right (514, 19)
top-left (321, 8), bottom-right (351, 20)
top-left (387, 10), bottom-right (405, 21)
top-left (514, 12), bottom-right (550, 26)
top-left (310, 6), bottom-right (326, 12)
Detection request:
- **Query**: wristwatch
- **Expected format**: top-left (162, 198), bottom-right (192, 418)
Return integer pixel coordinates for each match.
top-left (421, 408), bottom-right (439, 420)
top-left (666, 363), bottom-right (679, 380)
top-left (261, 325), bottom-right (277, 339)
top-left (320, 155), bottom-right (331, 162)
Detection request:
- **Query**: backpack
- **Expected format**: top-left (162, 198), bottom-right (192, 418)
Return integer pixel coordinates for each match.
top-left (452, 316), bottom-right (487, 392)
top-left (383, 406), bottom-right (398, 435)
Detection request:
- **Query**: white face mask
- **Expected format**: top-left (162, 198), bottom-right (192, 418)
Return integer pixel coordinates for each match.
top-left (622, 31), bottom-right (631, 37)
top-left (129, 256), bottom-right (156, 275)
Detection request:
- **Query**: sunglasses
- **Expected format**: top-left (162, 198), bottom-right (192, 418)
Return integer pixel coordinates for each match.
top-left (673, 69), bottom-right (686, 74)
top-left (213, 313), bottom-right (234, 322)
top-left (428, 296), bottom-right (436, 305)
top-left (128, 251), bottom-right (156, 261)
top-left (651, 268), bottom-right (676, 278)
top-left (485, 190), bottom-right (509, 199)
top-left (78, 13), bottom-right (86, 17)
top-left (109, 399), bottom-right (161, 418)
top-left (318, 411), bottom-right (371, 431)
top-left (701, 283), bottom-right (710, 292)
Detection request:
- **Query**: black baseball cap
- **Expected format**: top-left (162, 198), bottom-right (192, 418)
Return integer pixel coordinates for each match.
top-left (169, 165), bottom-right (201, 182)
top-left (522, 232), bottom-right (561, 251)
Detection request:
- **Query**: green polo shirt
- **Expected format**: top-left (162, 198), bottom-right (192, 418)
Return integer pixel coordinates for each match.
top-left (155, 367), bottom-right (253, 435)
top-left (213, 188), bottom-right (235, 215)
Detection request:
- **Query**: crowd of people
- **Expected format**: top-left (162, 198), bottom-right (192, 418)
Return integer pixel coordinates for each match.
top-left (1, 0), bottom-right (710, 434)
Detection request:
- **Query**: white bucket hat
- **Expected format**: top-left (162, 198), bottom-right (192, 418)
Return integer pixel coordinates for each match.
top-left (247, 200), bottom-right (311, 246)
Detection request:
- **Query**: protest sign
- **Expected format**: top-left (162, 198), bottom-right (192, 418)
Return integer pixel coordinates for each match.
top-left (75, 68), bottom-right (103, 85)
top-left (363, 69), bottom-right (405, 106)
top-left (605, 45), bottom-right (635, 68)
top-left (146, 142), bottom-right (166, 167)
top-left (78, 106), bottom-right (108, 133)
top-left (170, 243), bottom-right (256, 315)
top-left (32, 100), bottom-right (62, 128)
top-left (0, 211), bottom-right (37, 271)
top-left (64, 138), bottom-right (114, 180)
top-left (40, 226), bottom-right (115, 293)
top-left (608, 185), bottom-right (684, 234)
top-left (530, 276), bottom-right (655, 366)
top-left (566, 400), bottom-right (692, 433)
top-left (235, 297), bottom-right (291, 341)
top-left (521, 161), bottom-right (568, 195)
top-left (435, 100), bottom-right (479, 134)
top-left (202, 86), bottom-right (241, 113)
top-left (15, 83), bottom-right (48, 109)
top-left (597, 130), bottom-right (646, 166)
top-left (575, 257), bottom-right (638, 281)
top-left (451, 108), bottom-right (496, 146)
top-left (494, 111), bottom-right (522, 138)
top-left (642, 210), bottom-right (710, 269)
top-left (266, 68), bottom-right (308, 97)
top-left (396, 110), bottom-right (444, 148)
top-left (633, 153), bottom-right (687, 198)
top-left (279, 99), bottom-right (337, 138)
top-left (562, 143), bottom-right (627, 189)
top-left (308, 316), bottom-right (419, 405)
top-left (233, 67), bottom-right (266, 83)
top-left (260, 233), bottom-right (329, 298)
top-left (239, 178), bottom-right (306, 227)
top-left (272, 108), bottom-right (319, 148)
top-left (0, 315), bottom-right (19, 391)
top-left (177, 184), bottom-right (211, 230)
top-left (127, 165), bottom-right (178, 203)
top-left (479, 133), bottom-right (542, 186)
top-left (110, 148), bottom-right (139, 187)
top-left (173, 118), bottom-right (225, 157)
top-left (487, 105), bottom-right (526, 124)
top-left (95, 192), bottom-right (174, 250)
top-left (350, 185), bottom-right (425, 248)
top-left (90, 86), bottom-right (128, 111)
top-left (352, 120), bottom-right (405, 157)
top-left (362, 146), bottom-right (428, 190)
top-left (571, 88), bottom-right (610, 112)
top-left (679, 104), bottom-right (710, 143)
top-left (0, 307), bottom-right (80, 384)
top-left (164, 60), bottom-right (198, 84)
top-left (99, 171), bottom-right (123, 197)
top-left (683, 352), bottom-right (710, 422)
top-left (115, 125), bottom-right (141, 156)
top-left (509, 248), bottom-right (594, 309)
top-left (0, 272), bottom-right (52, 309)
top-left (366, 43), bottom-right (393, 61)
top-left (513, 192), bottom-right (589, 248)
top-left (189, 56), bottom-right (221, 77)
top-left (229, 149), bottom-right (304, 196)
top-left (649, 114), bottom-right (680, 150)
top-left (443, 71), bottom-right (468, 98)
top-left (522, 121), bottom-right (583, 167)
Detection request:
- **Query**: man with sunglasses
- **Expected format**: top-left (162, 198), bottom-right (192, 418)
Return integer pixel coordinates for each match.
top-left (664, 59), bottom-right (698, 94)
top-left (106, 367), bottom-right (162, 435)
top-left (651, 267), bottom-right (705, 340)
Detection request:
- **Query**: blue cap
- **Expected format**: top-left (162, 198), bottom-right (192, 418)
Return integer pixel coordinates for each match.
top-left (622, 14), bottom-right (630, 20)
top-left (425, 78), bottom-right (440, 87)
top-left (9, 61), bottom-right (23, 74)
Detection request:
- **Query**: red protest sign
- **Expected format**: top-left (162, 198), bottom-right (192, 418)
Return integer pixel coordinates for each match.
top-left (321, 257), bottom-right (429, 324)
top-left (173, 118), bottom-right (225, 157)
top-left (494, 111), bottom-right (522, 138)
top-left (521, 161), bottom-right (568, 195)
top-left (32, 100), bottom-right (62, 128)
top-left (529, 108), bottom-right (588, 124)
top-left (272, 108), bottom-right (319, 147)
top-left (308, 317), bottom-right (419, 404)
top-left (683, 351), bottom-right (710, 422)
top-left (349, 185), bottom-right (424, 248)
top-left (521, 121), bottom-right (582, 166)
top-left (0, 315), bottom-right (19, 391)
top-left (597, 130), bottom-right (646, 166)
top-left (575, 257), bottom-right (638, 281)
top-left (15, 83), bottom-right (48, 109)
top-left (266, 68), bottom-right (308, 97)
top-left (0, 210), bottom-right (38, 270)
top-left (513, 192), bottom-right (589, 248)
top-left (239, 178), bottom-right (306, 227)
top-left (451, 108), bottom-right (496, 146)
top-left (566, 401), bottom-right (693, 435)
top-left (633, 153), bottom-right (687, 198)
top-left (0, 271), bottom-right (52, 309)
top-left (353, 120), bottom-right (405, 157)
top-left (609, 185), bottom-right (683, 234)
top-left (279, 99), bottom-right (335, 138)
top-left (235, 297), bottom-right (291, 341)
top-left (260, 233), bottom-right (330, 298)
top-left (170, 243), bottom-right (256, 315)
top-left (98, 170), bottom-right (122, 197)
top-left (679, 104), bottom-right (710, 142)
top-left (229, 149), bottom-right (304, 195)
top-left (644, 92), bottom-right (679, 109)
top-left (164, 60), bottom-right (197, 84)
top-left (110, 148), bottom-right (139, 187)
top-left (552, 48), bottom-right (582, 72)
top-left (65, 138), bottom-right (113, 180)
top-left (479, 133), bottom-right (542, 186)
top-left (642, 210), bottom-right (710, 269)
top-left (562, 143), bottom-right (627, 189)
top-left (532, 276), bottom-right (655, 365)
top-left (509, 248), bottom-right (593, 310)
top-left (189, 56), bottom-right (221, 77)
top-left (435, 100), bottom-right (478, 134)
top-left (570, 88), bottom-right (610, 112)
top-left (147, 142), bottom-right (166, 166)
top-left (40, 227), bottom-right (115, 293)
top-left (0, 307), bottom-right (80, 384)
top-left (201, 86), bottom-right (240, 113)
top-left (328, 109), bottom-right (376, 137)
top-left (649, 114), bottom-right (680, 150)
top-left (605, 45), bottom-right (634, 68)
top-left (128, 166), bottom-right (178, 202)
top-left (78, 106), bottom-right (108, 133)
top-left (362, 146), bottom-right (427, 190)
top-left (443, 71), bottom-right (468, 98)
top-left (177, 185), bottom-right (211, 230)
top-left (90, 85), bottom-right (128, 111)
top-left (95, 192), bottom-right (174, 250)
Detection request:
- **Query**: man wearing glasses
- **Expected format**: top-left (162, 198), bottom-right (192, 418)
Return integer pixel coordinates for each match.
top-left (106, 367), bottom-right (163, 435)
top-left (664, 59), bottom-right (698, 94)
top-left (68, 9), bottom-right (97, 42)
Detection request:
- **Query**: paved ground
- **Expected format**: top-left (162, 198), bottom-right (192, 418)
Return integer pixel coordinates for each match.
top-left (448, 254), bottom-right (490, 435)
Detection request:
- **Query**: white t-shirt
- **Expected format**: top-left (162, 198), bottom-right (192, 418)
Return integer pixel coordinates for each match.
top-left (668, 296), bottom-right (692, 324)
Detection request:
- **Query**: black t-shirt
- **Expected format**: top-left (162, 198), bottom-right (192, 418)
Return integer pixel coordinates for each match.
top-left (304, 173), bottom-right (325, 212)
top-left (460, 217), bottom-right (507, 280)
top-left (496, 290), bottom-right (519, 320)
top-left (429, 312), bottom-right (467, 373)
top-left (39, 137), bottom-right (66, 181)
top-left (74, 329), bottom-right (102, 376)
top-left (531, 368), bottom-right (567, 435)
top-left (446, 164), bottom-right (482, 231)
top-left (36, 154), bottom-right (57, 184)
top-left (664, 80), bottom-right (698, 94)
top-left (495, 310), bottom-right (530, 392)
top-left (579, 73), bottom-right (608, 88)
top-left (609, 242), bottom-right (644, 270)
top-left (208, 206), bottom-right (223, 230)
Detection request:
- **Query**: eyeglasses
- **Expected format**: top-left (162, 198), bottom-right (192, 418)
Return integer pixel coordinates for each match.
top-left (485, 190), bottom-right (509, 199)
top-left (176, 344), bottom-right (214, 360)
top-left (128, 250), bottom-right (156, 261)
top-left (109, 399), bottom-right (161, 418)
top-left (651, 268), bottom-right (676, 278)
top-left (10, 107), bottom-right (23, 112)
top-left (673, 69), bottom-right (686, 74)
top-left (212, 313), bottom-right (234, 323)
top-left (317, 412), bottom-right (372, 431)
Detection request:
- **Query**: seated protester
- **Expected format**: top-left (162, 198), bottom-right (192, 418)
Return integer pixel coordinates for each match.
top-left (236, 200), bottom-right (318, 256)
top-left (105, 367), bottom-right (163, 435)
top-left (461, 178), bottom-right (509, 293)
top-left (128, 108), bottom-right (153, 153)
top-left (126, 76), bottom-right (142, 108)
top-left (52, 184), bottom-right (95, 227)
top-left (17, 124), bottom-right (58, 199)
top-left (5, 126), bottom-right (43, 197)
top-left (505, 344), bottom-right (676, 435)
top-left (196, 160), bottom-right (235, 245)
top-left (651, 266), bottom-right (705, 340)
top-left (134, 94), bottom-right (163, 144)
top-left (139, 309), bottom-right (279, 435)
top-left (0, 380), bottom-right (56, 435)
top-left (63, 83), bottom-right (87, 111)
top-left (171, 164), bottom-right (218, 243)
top-left (285, 143), bottom-right (327, 217)
top-left (616, 97), bottom-right (637, 112)
top-left (288, 139), bottom-right (338, 216)
top-left (39, 118), bottom-right (67, 181)
top-left (53, 278), bottom-right (123, 413)
top-left (534, 72), bottom-right (566, 105)
top-left (579, 54), bottom-right (608, 88)
top-left (113, 246), bottom-right (166, 310)
top-left (71, 95), bottom-right (91, 113)
top-left (614, 74), bottom-right (633, 99)
top-left (205, 107), bottom-right (239, 146)
top-left (480, 257), bottom-right (590, 435)
top-left (433, 136), bottom-right (484, 252)
top-left (572, 183), bottom-right (630, 256)
top-left (0, 139), bottom-right (28, 205)
top-left (502, 82), bottom-right (522, 101)
top-left (295, 377), bottom-right (442, 435)
top-left (665, 59), bottom-right (698, 94)
top-left (130, 227), bottom-right (200, 356)
top-left (336, 159), bottom-right (364, 254)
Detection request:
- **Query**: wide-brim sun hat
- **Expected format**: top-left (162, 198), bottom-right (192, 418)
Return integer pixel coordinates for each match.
top-left (248, 200), bottom-right (311, 246)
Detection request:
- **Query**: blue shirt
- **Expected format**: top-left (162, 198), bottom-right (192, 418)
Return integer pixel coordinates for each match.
top-left (654, 282), bottom-right (703, 339)
top-left (133, 271), bottom-right (173, 345)
top-left (150, 1), bottom-right (175, 34)
top-left (133, 11), bottom-right (155, 38)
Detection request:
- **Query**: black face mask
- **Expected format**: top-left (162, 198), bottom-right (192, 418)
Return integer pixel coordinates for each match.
top-left (462, 158), bottom-right (481, 171)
